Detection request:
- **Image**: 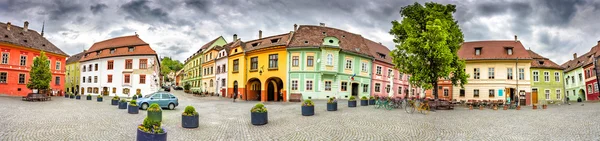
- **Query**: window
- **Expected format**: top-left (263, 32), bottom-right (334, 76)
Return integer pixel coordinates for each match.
top-left (1, 52), bottom-right (8, 64)
top-left (140, 75), bottom-right (146, 84)
top-left (345, 59), bottom-right (352, 69)
top-left (124, 74), bottom-right (130, 83)
top-left (507, 48), bottom-right (513, 55)
top-left (94, 76), bottom-right (98, 83)
top-left (399, 73), bottom-right (403, 80)
top-left (595, 83), bottom-right (599, 92)
top-left (291, 80), bottom-right (298, 90)
top-left (125, 59), bottom-right (133, 69)
top-left (20, 55), bottom-right (26, 66)
top-left (93, 64), bottom-right (98, 71)
top-left (376, 66), bottom-right (382, 75)
top-left (341, 82), bottom-right (348, 91)
top-left (82, 77), bottom-right (85, 83)
top-left (112, 87), bottom-right (117, 94)
top-left (292, 56), bottom-right (299, 67)
top-left (579, 73), bottom-right (582, 82)
top-left (387, 69), bottom-right (393, 77)
top-left (473, 68), bottom-right (480, 79)
top-left (556, 89), bottom-right (561, 100)
top-left (139, 59), bottom-right (147, 69)
top-left (566, 90), bottom-right (570, 97)
top-left (55, 62), bottom-right (61, 70)
top-left (222, 79), bottom-right (225, 87)
top-left (123, 88), bottom-right (130, 94)
top-left (307, 56), bottom-right (314, 67)
top-left (533, 71), bottom-right (539, 82)
top-left (233, 59), bottom-right (239, 72)
top-left (268, 54), bottom-right (278, 69)
top-left (88, 76), bottom-right (91, 83)
top-left (375, 83), bottom-right (381, 92)
top-left (489, 89), bottom-right (495, 97)
top-left (363, 84), bottom-right (368, 93)
top-left (588, 84), bottom-right (593, 94)
top-left (398, 87), bottom-right (403, 94)
top-left (83, 66), bottom-right (86, 72)
top-left (545, 89), bottom-right (550, 100)
top-left (107, 60), bottom-right (114, 70)
top-left (210, 79), bottom-right (213, 87)
top-left (128, 47), bottom-right (134, 52)
top-left (555, 72), bottom-right (560, 82)
top-left (327, 54), bottom-right (333, 65)
top-left (306, 80), bottom-right (313, 91)
top-left (544, 72), bottom-right (549, 82)
top-left (474, 89), bottom-right (479, 97)
top-left (324, 81), bottom-right (331, 91)
top-left (572, 76), bottom-right (575, 84)
top-left (107, 75), bottom-right (112, 83)
top-left (518, 68), bottom-right (525, 80)
top-left (250, 57), bottom-right (258, 70)
top-left (110, 48), bottom-right (115, 54)
top-left (507, 68), bottom-right (513, 80)
top-left (18, 74), bottom-right (25, 84)
top-left (475, 48), bottom-right (481, 55)
top-left (386, 84), bottom-right (390, 93)
top-left (55, 77), bottom-right (60, 85)
top-left (0, 72), bottom-right (6, 83)
top-left (488, 68), bottom-right (494, 79)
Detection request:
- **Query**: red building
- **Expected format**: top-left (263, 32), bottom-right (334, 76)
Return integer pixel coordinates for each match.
top-left (0, 21), bottom-right (68, 96)
top-left (583, 42), bottom-right (600, 101)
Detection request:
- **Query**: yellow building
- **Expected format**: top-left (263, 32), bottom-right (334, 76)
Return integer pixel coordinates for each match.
top-left (201, 44), bottom-right (218, 93)
top-left (227, 40), bottom-right (246, 98)
top-left (182, 36), bottom-right (226, 92)
top-left (65, 51), bottom-right (85, 94)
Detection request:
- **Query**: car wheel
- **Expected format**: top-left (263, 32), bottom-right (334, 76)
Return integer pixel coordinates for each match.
top-left (168, 103), bottom-right (175, 110)
top-left (142, 103), bottom-right (149, 110)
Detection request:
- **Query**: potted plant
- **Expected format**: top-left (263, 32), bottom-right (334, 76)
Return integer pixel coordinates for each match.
top-left (532, 104), bottom-right (538, 110)
top-left (86, 94), bottom-right (92, 100)
top-left (137, 94), bottom-right (143, 99)
top-left (359, 96), bottom-right (368, 106)
top-left (182, 106), bottom-right (199, 128)
top-left (251, 103), bottom-right (268, 125)
top-left (479, 104), bottom-right (484, 110)
top-left (75, 94), bottom-right (81, 100)
top-left (129, 100), bottom-right (139, 114)
top-left (97, 95), bottom-right (103, 102)
top-left (119, 99), bottom-right (128, 109)
top-left (542, 101), bottom-right (548, 109)
top-left (301, 99), bottom-right (315, 116)
top-left (327, 97), bottom-right (337, 111)
top-left (147, 103), bottom-right (162, 122)
top-left (69, 93), bottom-right (75, 99)
top-left (348, 96), bottom-right (357, 107)
top-left (137, 117), bottom-right (167, 141)
top-left (493, 104), bottom-right (498, 110)
top-left (112, 96), bottom-right (120, 105)
top-left (368, 96), bottom-right (375, 105)
top-left (65, 93), bottom-right (70, 98)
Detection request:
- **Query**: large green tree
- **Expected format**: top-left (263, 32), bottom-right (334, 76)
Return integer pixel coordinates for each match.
top-left (160, 57), bottom-right (183, 77)
top-left (389, 2), bottom-right (468, 99)
top-left (27, 51), bottom-right (52, 93)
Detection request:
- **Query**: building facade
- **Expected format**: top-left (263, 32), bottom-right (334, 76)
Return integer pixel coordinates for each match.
top-left (527, 50), bottom-right (564, 105)
top-left (215, 39), bottom-right (239, 97)
top-left (244, 31), bottom-right (290, 102)
top-left (182, 37), bottom-right (226, 92)
top-left (562, 52), bottom-right (590, 102)
top-left (65, 51), bottom-right (84, 94)
top-left (201, 44), bottom-right (217, 94)
top-left (227, 40), bottom-right (246, 99)
top-left (79, 35), bottom-right (160, 97)
top-left (0, 21), bottom-right (68, 96)
top-left (365, 38), bottom-right (414, 99)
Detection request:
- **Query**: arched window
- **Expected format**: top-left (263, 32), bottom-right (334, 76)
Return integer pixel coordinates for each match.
top-left (210, 79), bottom-right (213, 87)
top-left (123, 88), bottom-right (130, 94)
top-left (327, 54), bottom-right (333, 65)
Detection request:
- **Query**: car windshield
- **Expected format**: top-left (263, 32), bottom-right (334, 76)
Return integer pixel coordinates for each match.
top-left (144, 94), bottom-right (154, 98)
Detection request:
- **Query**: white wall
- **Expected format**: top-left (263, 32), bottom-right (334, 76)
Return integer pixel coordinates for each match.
top-left (216, 49), bottom-right (228, 97)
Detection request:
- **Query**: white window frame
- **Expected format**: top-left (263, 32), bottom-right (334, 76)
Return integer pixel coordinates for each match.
top-left (473, 68), bottom-right (480, 79)
top-left (544, 71), bottom-right (549, 82)
top-left (361, 62), bottom-right (368, 72)
top-left (341, 81), bottom-right (348, 91)
top-left (507, 68), bottom-right (513, 80)
top-left (291, 80), bottom-right (298, 91)
top-left (488, 68), bottom-right (494, 79)
top-left (385, 84), bottom-right (390, 93)
top-left (595, 83), bottom-right (599, 93)
top-left (388, 69), bottom-right (393, 77)
top-left (326, 54), bottom-right (333, 66)
top-left (324, 81), bottom-right (331, 91)
top-left (545, 89), bottom-right (550, 100)
top-left (56, 61), bottom-right (61, 70)
top-left (555, 72), bottom-right (560, 82)
top-left (519, 68), bottom-right (525, 80)
top-left (374, 83), bottom-right (381, 92)
top-left (376, 66), bottom-right (382, 75)
top-left (362, 84), bottom-right (368, 93)
top-left (533, 71), bottom-right (539, 82)
top-left (20, 55), bottom-right (26, 66)
top-left (443, 89), bottom-right (449, 97)
top-left (1, 52), bottom-right (8, 64)
top-left (556, 89), bottom-right (561, 100)
top-left (345, 59), bottom-right (352, 69)
top-left (305, 80), bottom-right (313, 91)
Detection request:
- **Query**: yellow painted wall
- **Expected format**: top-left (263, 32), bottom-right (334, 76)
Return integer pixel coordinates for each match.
top-left (453, 60), bottom-right (532, 101)
top-left (245, 46), bottom-right (288, 101)
top-left (201, 49), bottom-right (218, 93)
top-left (227, 45), bottom-right (246, 97)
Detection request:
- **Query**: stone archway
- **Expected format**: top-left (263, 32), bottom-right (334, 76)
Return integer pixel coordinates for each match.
top-left (265, 77), bottom-right (284, 102)
top-left (246, 78), bottom-right (261, 101)
top-left (579, 89), bottom-right (586, 102)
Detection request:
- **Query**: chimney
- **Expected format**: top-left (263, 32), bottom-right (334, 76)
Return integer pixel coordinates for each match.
top-left (6, 22), bottom-right (10, 30)
top-left (319, 23), bottom-right (325, 27)
top-left (233, 34), bottom-right (237, 41)
top-left (574, 53), bottom-right (577, 59)
top-left (259, 30), bottom-right (262, 39)
top-left (293, 24), bottom-right (297, 32)
top-left (23, 21), bottom-right (29, 32)
top-left (514, 35), bottom-right (517, 42)
top-left (597, 40), bottom-right (600, 46)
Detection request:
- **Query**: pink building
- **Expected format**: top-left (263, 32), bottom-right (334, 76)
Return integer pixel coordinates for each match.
top-left (365, 39), bottom-right (420, 98)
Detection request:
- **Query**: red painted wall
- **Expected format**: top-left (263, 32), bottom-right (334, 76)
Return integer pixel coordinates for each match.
top-left (585, 80), bottom-right (599, 101)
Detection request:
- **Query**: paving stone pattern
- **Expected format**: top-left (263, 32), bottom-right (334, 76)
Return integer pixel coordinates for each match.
top-left (0, 91), bottom-right (599, 140)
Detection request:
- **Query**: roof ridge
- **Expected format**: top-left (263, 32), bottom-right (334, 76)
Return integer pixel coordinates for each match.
top-left (243, 32), bottom-right (291, 43)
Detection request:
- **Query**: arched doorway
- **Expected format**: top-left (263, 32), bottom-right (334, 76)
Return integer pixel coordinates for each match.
top-left (246, 78), bottom-right (261, 101)
top-left (233, 81), bottom-right (238, 98)
top-left (81, 87), bottom-right (85, 95)
top-left (265, 77), bottom-right (283, 101)
top-left (579, 89), bottom-right (586, 102)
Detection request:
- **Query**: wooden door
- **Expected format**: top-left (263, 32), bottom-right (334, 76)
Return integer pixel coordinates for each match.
top-left (532, 91), bottom-right (538, 105)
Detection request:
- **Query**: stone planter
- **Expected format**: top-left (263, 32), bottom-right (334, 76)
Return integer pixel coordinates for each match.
top-left (148, 110), bottom-right (162, 122)
top-left (348, 101), bottom-right (357, 107)
top-left (128, 105), bottom-right (139, 114)
top-left (69, 95), bottom-right (74, 99)
top-left (65, 94), bottom-right (69, 98)
top-left (136, 128), bottom-right (167, 141)
top-left (75, 95), bottom-right (81, 100)
top-left (111, 99), bottom-right (119, 105)
top-left (182, 114), bottom-right (199, 128)
top-left (301, 106), bottom-right (314, 116)
top-left (251, 112), bottom-right (268, 125)
top-left (542, 105), bottom-right (547, 109)
top-left (360, 100), bottom-right (368, 106)
top-left (86, 96), bottom-right (92, 100)
top-left (97, 97), bottom-right (103, 102)
top-left (119, 102), bottom-right (128, 109)
top-left (327, 103), bottom-right (337, 111)
top-left (368, 99), bottom-right (375, 105)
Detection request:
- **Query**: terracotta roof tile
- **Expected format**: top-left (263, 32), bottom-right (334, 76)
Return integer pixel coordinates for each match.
top-left (80, 35), bottom-right (157, 62)
top-left (527, 50), bottom-right (562, 69)
top-left (0, 22), bottom-right (67, 56)
top-left (458, 40), bottom-right (531, 60)
top-left (243, 33), bottom-right (291, 52)
top-left (561, 45), bottom-right (600, 72)
top-left (288, 25), bottom-right (372, 57)
top-left (66, 51), bottom-right (85, 64)
top-left (87, 35), bottom-right (147, 52)
top-left (364, 38), bottom-right (392, 64)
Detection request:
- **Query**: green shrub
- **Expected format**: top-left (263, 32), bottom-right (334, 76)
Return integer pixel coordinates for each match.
top-left (120, 99), bottom-right (126, 103)
top-left (130, 100), bottom-right (137, 106)
top-left (182, 106), bottom-right (198, 116)
top-left (369, 96), bottom-right (374, 100)
top-left (138, 117), bottom-right (164, 134)
top-left (302, 99), bottom-right (314, 106)
top-left (112, 96), bottom-right (119, 100)
top-left (97, 95), bottom-right (102, 98)
top-left (148, 103), bottom-right (162, 112)
top-left (361, 96), bottom-right (367, 100)
top-left (87, 94), bottom-right (91, 97)
top-left (349, 96), bottom-right (356, 101)
top-left (375, 96), bottom-right (380, 100)
top-left (251, 103), bottom-right (267, 113)
top-left (327, 97), bottom-right (337, 103)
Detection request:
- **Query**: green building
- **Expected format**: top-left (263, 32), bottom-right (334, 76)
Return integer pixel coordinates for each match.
top-left (528, 50), bottom-right (565, 104)
top-left (65, 51), bottom-right (85, 94)
top-left (182, 36), bottom-right (227, 92)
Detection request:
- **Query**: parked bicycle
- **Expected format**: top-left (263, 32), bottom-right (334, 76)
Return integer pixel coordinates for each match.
top-left (405, 99), bottom-right (416, 114)
top-left (417, 100), bottom-right (430, 115)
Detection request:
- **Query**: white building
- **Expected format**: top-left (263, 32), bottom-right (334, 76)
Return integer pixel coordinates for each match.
top-left (215, 39), bottom-right (241, 97)
top-left (79, 35), bottom-right (161, 97)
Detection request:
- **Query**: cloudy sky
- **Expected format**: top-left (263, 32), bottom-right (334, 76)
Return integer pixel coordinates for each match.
top-left (1, 0), bottom-right (599, 64)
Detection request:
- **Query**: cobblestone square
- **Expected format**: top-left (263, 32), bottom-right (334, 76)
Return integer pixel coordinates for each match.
top-left (1, 90), bottom-right (599, 141)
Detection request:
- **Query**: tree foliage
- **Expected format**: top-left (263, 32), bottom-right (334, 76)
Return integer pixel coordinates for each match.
top-left (27, 51), bottom-right (52, 92)
top-left (160, 57), bottom-right (183, 76)
top-left (389, 2), bottom-right (468, 99)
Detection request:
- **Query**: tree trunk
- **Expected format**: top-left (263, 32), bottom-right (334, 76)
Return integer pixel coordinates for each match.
top-left (432, 81), bottom-right (438, 100)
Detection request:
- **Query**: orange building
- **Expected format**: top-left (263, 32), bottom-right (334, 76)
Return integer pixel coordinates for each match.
top-left (0, 21), bottom-right (68, 96)
top-left (424, 79), bottom-right (454, 100)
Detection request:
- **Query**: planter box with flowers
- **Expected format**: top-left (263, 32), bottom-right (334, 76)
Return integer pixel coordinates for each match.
top-left (119, 99), bottom-right (128, 109)
top-left (129, 100), bottom-right (139, 114)
top-left (301, 100), bottom-right (315, 116)
top-left (86, 94), bottom-right (92, 100)
top-left (137, 117), bottom-right (167, 141)
top-left (182, 106), bottom-right (199, 128)
top-left (65, 93), bottom-right (70, 98)
top-left (327, 98), bottom-right (337, 111)
top-left (112, 96), bottom-right (120, 105)
top-left (360, 96), bottom-right (368, 106)
top-left (368, 96), bottom-right (375, 105)
top-left (75, 94), bottom-right (81, 100)
top-left (251, 103), bottom-right (268, 125)
top-left (147, 103), bottom-right (163, 122)
top-left (348, 96), bottom-right (357, 107)
top-left (97, 95), bottom-right (103, 102)
top-left (69, 94), bottom-right (75, 99)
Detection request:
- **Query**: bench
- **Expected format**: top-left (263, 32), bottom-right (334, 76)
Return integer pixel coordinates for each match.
top-left (22, 93), bottom-right (51, 101)
top-left (289, 93), bottom-right (302, 102)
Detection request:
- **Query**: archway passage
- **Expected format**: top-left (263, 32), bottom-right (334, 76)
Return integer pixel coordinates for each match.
top-left (265, 77), bottom-right (284, 101)
top-left (246, 78), bottom-right (261, 101)
top-left (579, 89), bottom-right (586, 102)
top-left (233, 81), bottom-right (238, 98)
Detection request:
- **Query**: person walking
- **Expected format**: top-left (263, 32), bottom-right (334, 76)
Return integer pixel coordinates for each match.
top-left (233, 92), bottom-right (238, 102)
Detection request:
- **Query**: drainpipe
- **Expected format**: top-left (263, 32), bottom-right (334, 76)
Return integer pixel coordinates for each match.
top-left (516, 58), bottom-right (519, 106)
top-left (595, 54), bottom-right (600, 101)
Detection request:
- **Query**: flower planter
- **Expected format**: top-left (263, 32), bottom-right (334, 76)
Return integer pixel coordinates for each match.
top-left (65, 94), bottom-right (69, 98)
top-left (301, 106), bottom-right (314, 116)
top-left (86, 96), bottom-right (92, 100)
top-left (493, 105), bottom-right (498, 110)
top-left (327, 103), bottom-right (337, 111)
top-left (542, 105), bottom-right (547, 109)
top-left (182, 115), bottom-right (199, 128)
top-left (138, 95), bottom-right (142, 99)
top-left (532, 105), bottom-right (537, 110)
top-left (148, 111), bottom-right (162, 122)
top-left (360, 100), bottom-right (368, 106)
top-left (119, 102), bottom-right (128, 109)
top-left (97, 97), bottom-right (103, 102)
top-left (503, 105), bottom-right (508, 110)
top-left (75, 95), bottom-right (81, 100)
top-left (70, 95), bottom-right (74, 99)
top-left (368, 99), bottom-right (375, 105)
top-left (136, 128), bottom-right (167, 141)
top-left (111, 99), bottom-right (119, 105)
top-left (251, 112), bottom-right (268, 125)
top-left (348, 101), bottom-right (357, 107)
top-left (128, 105), bottom-right (139, 114)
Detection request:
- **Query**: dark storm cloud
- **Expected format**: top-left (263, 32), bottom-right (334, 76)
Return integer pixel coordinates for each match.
top-left (535, 0), bottom-right (584, 26)
top-left (90, 3), bottom-right (108, 14)
top-left (47, 0), bottom-right (85, 21)
top-left (184, 0), bottom-right (213, 13)
top-left (120, 0), bottom-right (172, 25)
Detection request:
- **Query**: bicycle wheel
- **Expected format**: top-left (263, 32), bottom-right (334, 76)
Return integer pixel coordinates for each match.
top-left (422, 105), bottom-right (430, 115)
top-left (404, 103), bottom-right (411, 113)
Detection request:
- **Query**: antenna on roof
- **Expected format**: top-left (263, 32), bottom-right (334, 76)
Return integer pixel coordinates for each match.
top-left (41, 21), bottom-right (45, 37)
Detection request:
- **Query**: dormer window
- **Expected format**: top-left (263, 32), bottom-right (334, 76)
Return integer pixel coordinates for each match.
top-left (322, 32), bottom-right (326, 35)
top-left (128, 47), bottom-right (135, 52)
top-left (96, 51), bottom-right (100, 56)
top-left (252, 42), bottom-right (260, 47)
top-left (304, 41), bottom-right (309, 44)
top-left (377, 53), bottom-right (386, 59)
top-left (475, 47), bottom-right (482, 55)
top-left (328, 40), bottom-right (334, 43)
top-left (504, 47), bottom-right (513, 55)
top-left (271, 38), bottom-right (280, 43)
top-left (110, 48), bottom-right (115, 54)
top-left (539, 60), bottom-right (544, 65)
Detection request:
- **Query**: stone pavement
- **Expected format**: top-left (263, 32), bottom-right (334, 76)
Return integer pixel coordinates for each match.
top-left (0, 90), bottom-right (599, 141)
